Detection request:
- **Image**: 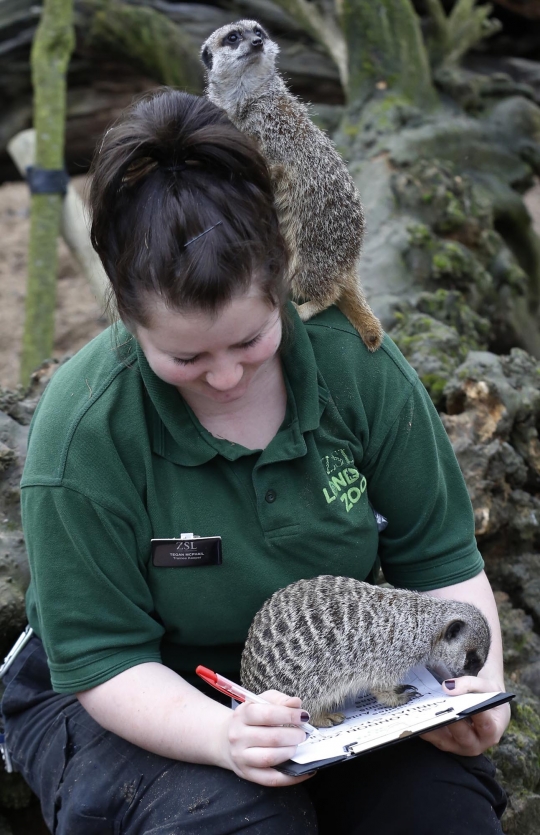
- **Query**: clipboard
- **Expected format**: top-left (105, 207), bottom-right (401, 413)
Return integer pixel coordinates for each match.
top-left (275, 667), bottom-right (514, 776)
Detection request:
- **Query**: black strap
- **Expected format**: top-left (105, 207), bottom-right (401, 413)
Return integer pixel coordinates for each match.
top-left (26, 166), bottom-right (69, 196)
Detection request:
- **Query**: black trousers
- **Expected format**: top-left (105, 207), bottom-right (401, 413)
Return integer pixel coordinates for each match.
top-left (2, 637), bottom-right (507, 835)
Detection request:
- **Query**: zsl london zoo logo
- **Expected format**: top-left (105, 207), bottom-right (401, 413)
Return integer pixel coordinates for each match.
top-left (321, 448), bottom-right (366, 513)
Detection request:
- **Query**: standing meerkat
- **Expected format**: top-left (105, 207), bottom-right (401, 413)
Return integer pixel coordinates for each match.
top-left (200, 21), bottom-right (384, 352)
top-left (240, 575), bottom-right (491, 727)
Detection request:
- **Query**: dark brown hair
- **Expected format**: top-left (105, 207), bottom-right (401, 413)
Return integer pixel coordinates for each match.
top-left (89, 88), bottom-right (288, 326)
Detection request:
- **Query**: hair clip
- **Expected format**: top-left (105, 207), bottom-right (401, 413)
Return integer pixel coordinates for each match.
top-left (184, 221), bottom-right (223, 248)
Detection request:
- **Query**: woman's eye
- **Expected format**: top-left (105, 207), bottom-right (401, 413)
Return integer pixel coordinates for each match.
top-left (173, 356), bottom-right (197, 366)
top-left (239, 333), bottom-right (263, 349)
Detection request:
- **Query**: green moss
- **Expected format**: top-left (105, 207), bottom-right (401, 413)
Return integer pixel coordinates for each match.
top-left (420, 373), bottom-right (448, 400)
top-left (343, 123), bottom-right (360, 137)
top-left (439, 193), bottom-right (467, 230)
top-left (416, 289), bottom-right (490, 348)
top-left (407, 223), bottom-right (434, 247)
top-left (390, 310), bottom-right (467, 406)
top-left (432, 252), bottom-right (452, 273)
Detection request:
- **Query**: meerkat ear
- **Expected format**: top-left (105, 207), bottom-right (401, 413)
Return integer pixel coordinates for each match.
top-left (444, 620), bottom-right (465, 641)
top-left (201, 46), bottom-right (213, 70)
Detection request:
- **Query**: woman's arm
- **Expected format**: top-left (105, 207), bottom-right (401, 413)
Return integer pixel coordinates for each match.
top-left (420, 570), bottom-right (511, 756)
top-left (77, 662), bottom-right (312, 786)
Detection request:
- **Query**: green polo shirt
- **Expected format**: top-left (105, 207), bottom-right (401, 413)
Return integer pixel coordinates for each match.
top-left (21, 305), bottom-right (483, 694)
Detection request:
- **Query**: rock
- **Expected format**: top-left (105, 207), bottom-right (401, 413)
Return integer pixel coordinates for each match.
top-left (486, 576), bottom-right (540, 834)
top-left (489, 684), bottom-right (540, 795)
top-left (0, 412), bottom-right (28, 532)
top-left (339, 90), bottom-right (540, 359)
top-left (502, 792), bottom-right (540, 835)
top-left (0, 528), bottom-right (30, 658)
top-left (496, 592), bottom-right (540, 673)
top-left (415, 290), bottom-right (490, 349)
top-left (491, 553), bottom-right (540, 630)
top-left (441, 350), bottom-right (540, 549)
top-left (390, 311), bottom-right (466, 406)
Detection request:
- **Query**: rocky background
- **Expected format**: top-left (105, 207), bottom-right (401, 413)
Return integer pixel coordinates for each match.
top-left (1, 0), bottom-right (540, 831)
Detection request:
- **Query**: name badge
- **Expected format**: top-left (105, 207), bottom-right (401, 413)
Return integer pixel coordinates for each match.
top-left (151, 536), bottom-right (222, 567)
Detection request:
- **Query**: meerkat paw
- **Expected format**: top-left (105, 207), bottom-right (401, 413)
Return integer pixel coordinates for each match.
top-left (311, 711), bottom-right (346, 728)
top-left (371, 684), bottom-right (419, 707)
top-left (336, 297), bottom-right (384, 352)
top-left (359, 316), bottom-right (384, 352)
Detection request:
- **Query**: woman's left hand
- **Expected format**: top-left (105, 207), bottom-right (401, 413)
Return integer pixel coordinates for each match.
top-left (420, 675), bottom-right (511, 756)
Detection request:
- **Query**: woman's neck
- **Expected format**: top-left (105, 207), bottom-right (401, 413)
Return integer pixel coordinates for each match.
top-left (179, 354), bottom-right (287, 449)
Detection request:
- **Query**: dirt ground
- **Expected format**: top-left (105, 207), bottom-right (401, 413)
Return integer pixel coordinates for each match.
top-left (1, 176), bottom-right (540, 390)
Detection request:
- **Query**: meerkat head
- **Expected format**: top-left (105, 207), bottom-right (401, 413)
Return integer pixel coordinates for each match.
top-left (201, 20), bottom-right (279, 101)
top-left (427, 601), bottom-right (491, 680)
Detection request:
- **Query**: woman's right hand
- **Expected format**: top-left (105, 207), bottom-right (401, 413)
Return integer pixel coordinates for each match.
top-left (220, 690), bottom-right (316, 786)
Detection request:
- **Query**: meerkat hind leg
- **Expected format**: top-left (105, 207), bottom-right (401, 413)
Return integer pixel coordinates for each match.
top-left (371, 684), bottom-right (419, 708)
top-left (293, 300), bottom-right (330, 322)
top-left (311, 711), bottom-right (346, 728)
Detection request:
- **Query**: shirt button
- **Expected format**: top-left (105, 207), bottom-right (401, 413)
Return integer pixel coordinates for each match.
top-left (265, 489), bottom-right (277, 503)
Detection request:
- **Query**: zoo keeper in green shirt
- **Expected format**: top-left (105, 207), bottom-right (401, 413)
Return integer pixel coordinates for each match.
top-left (2, 89), bottom-right (509, 835)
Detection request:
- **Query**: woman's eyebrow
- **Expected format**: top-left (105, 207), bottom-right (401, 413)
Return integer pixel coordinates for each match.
top-left (166, 327), bottom-right (263, 359)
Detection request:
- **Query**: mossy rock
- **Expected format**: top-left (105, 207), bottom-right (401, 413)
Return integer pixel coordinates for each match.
top-left (404, 228), bottom-right (495, 312)
top-left (393, 159), bottom-right (492, 244)
top-left (430, 240), bottom-right (494, 298)
top-left (490, 684), bottom-right (540, 794)
top-left (495, 593), bottom-right (540, 673)
top-left (502, 791), bottom-right (540, 835)
top-left (390, 311), bottom-right (467, 406)
top-left (415, 290), bottom-right (490, 349)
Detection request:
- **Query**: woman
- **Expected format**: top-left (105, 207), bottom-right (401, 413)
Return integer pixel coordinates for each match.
top-left (2, 89), bottom-right (508, 834)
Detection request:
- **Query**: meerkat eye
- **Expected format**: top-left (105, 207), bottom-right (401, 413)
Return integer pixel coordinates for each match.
top-left (444, 620), bottom-right (465, 641)
top-left (254, 28), bottom-right (262, 36)
top-left (226, 32), bottom-right (239, 44)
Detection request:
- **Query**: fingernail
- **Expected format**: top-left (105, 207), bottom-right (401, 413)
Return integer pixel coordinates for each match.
top-left (300, 711), bottom-right (310, 722)
top-left (444, 680), bottom-right (456, 690)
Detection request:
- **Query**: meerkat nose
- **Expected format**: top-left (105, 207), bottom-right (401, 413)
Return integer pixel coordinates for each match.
top-left (251, 37), bottom-right (263, 48)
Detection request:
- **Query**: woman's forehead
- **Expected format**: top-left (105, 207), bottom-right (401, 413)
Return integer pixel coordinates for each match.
top-left (139, 291), bottom-right (279, 353)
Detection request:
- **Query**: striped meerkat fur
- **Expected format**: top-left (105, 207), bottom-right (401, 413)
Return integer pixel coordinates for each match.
top-left (240, 575), bottom-right (491, 727)
top-left (200, 20), bottom-right (383, 352)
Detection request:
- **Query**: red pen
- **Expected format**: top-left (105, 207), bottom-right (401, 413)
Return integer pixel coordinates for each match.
top-left (195, 665), bottom-right (320, 738)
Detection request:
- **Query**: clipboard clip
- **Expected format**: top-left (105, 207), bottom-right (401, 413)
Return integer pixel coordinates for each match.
top-left (343, 741), bottom-right (359, 755)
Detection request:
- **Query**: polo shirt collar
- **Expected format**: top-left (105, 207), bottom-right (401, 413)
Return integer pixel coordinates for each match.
top-left (136, 302), bottom-right (328, 466)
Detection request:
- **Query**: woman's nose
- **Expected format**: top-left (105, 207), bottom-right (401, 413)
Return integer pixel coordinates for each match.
top-left (205, 361), bottom-right (244, 391)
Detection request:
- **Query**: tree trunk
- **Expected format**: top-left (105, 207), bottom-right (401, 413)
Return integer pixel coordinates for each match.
top-left (342, 0), bottom-right (437, 108)
top-left (82, 0), bottom-right (203, 91)
top-left (21, 0), bottom-right (74, 384)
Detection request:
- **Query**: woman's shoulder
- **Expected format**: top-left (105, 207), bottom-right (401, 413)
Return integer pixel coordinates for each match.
top-left (22, 326), bottom-right (143, 486)
top-left (304, 306), bottom-right (419, 407)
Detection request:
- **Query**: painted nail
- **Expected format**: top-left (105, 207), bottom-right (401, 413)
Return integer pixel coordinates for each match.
top-left (444, 680), bottom-right (456, 690)
top-left (300, 711), bottom-right (311, 722)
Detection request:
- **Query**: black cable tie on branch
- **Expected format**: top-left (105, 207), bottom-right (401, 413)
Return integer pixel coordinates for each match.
top-left (26, 166), bottom-right (69, 196)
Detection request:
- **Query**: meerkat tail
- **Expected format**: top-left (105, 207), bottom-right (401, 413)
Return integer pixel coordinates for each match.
top-left (336, 280), bottom-right (383, 352)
